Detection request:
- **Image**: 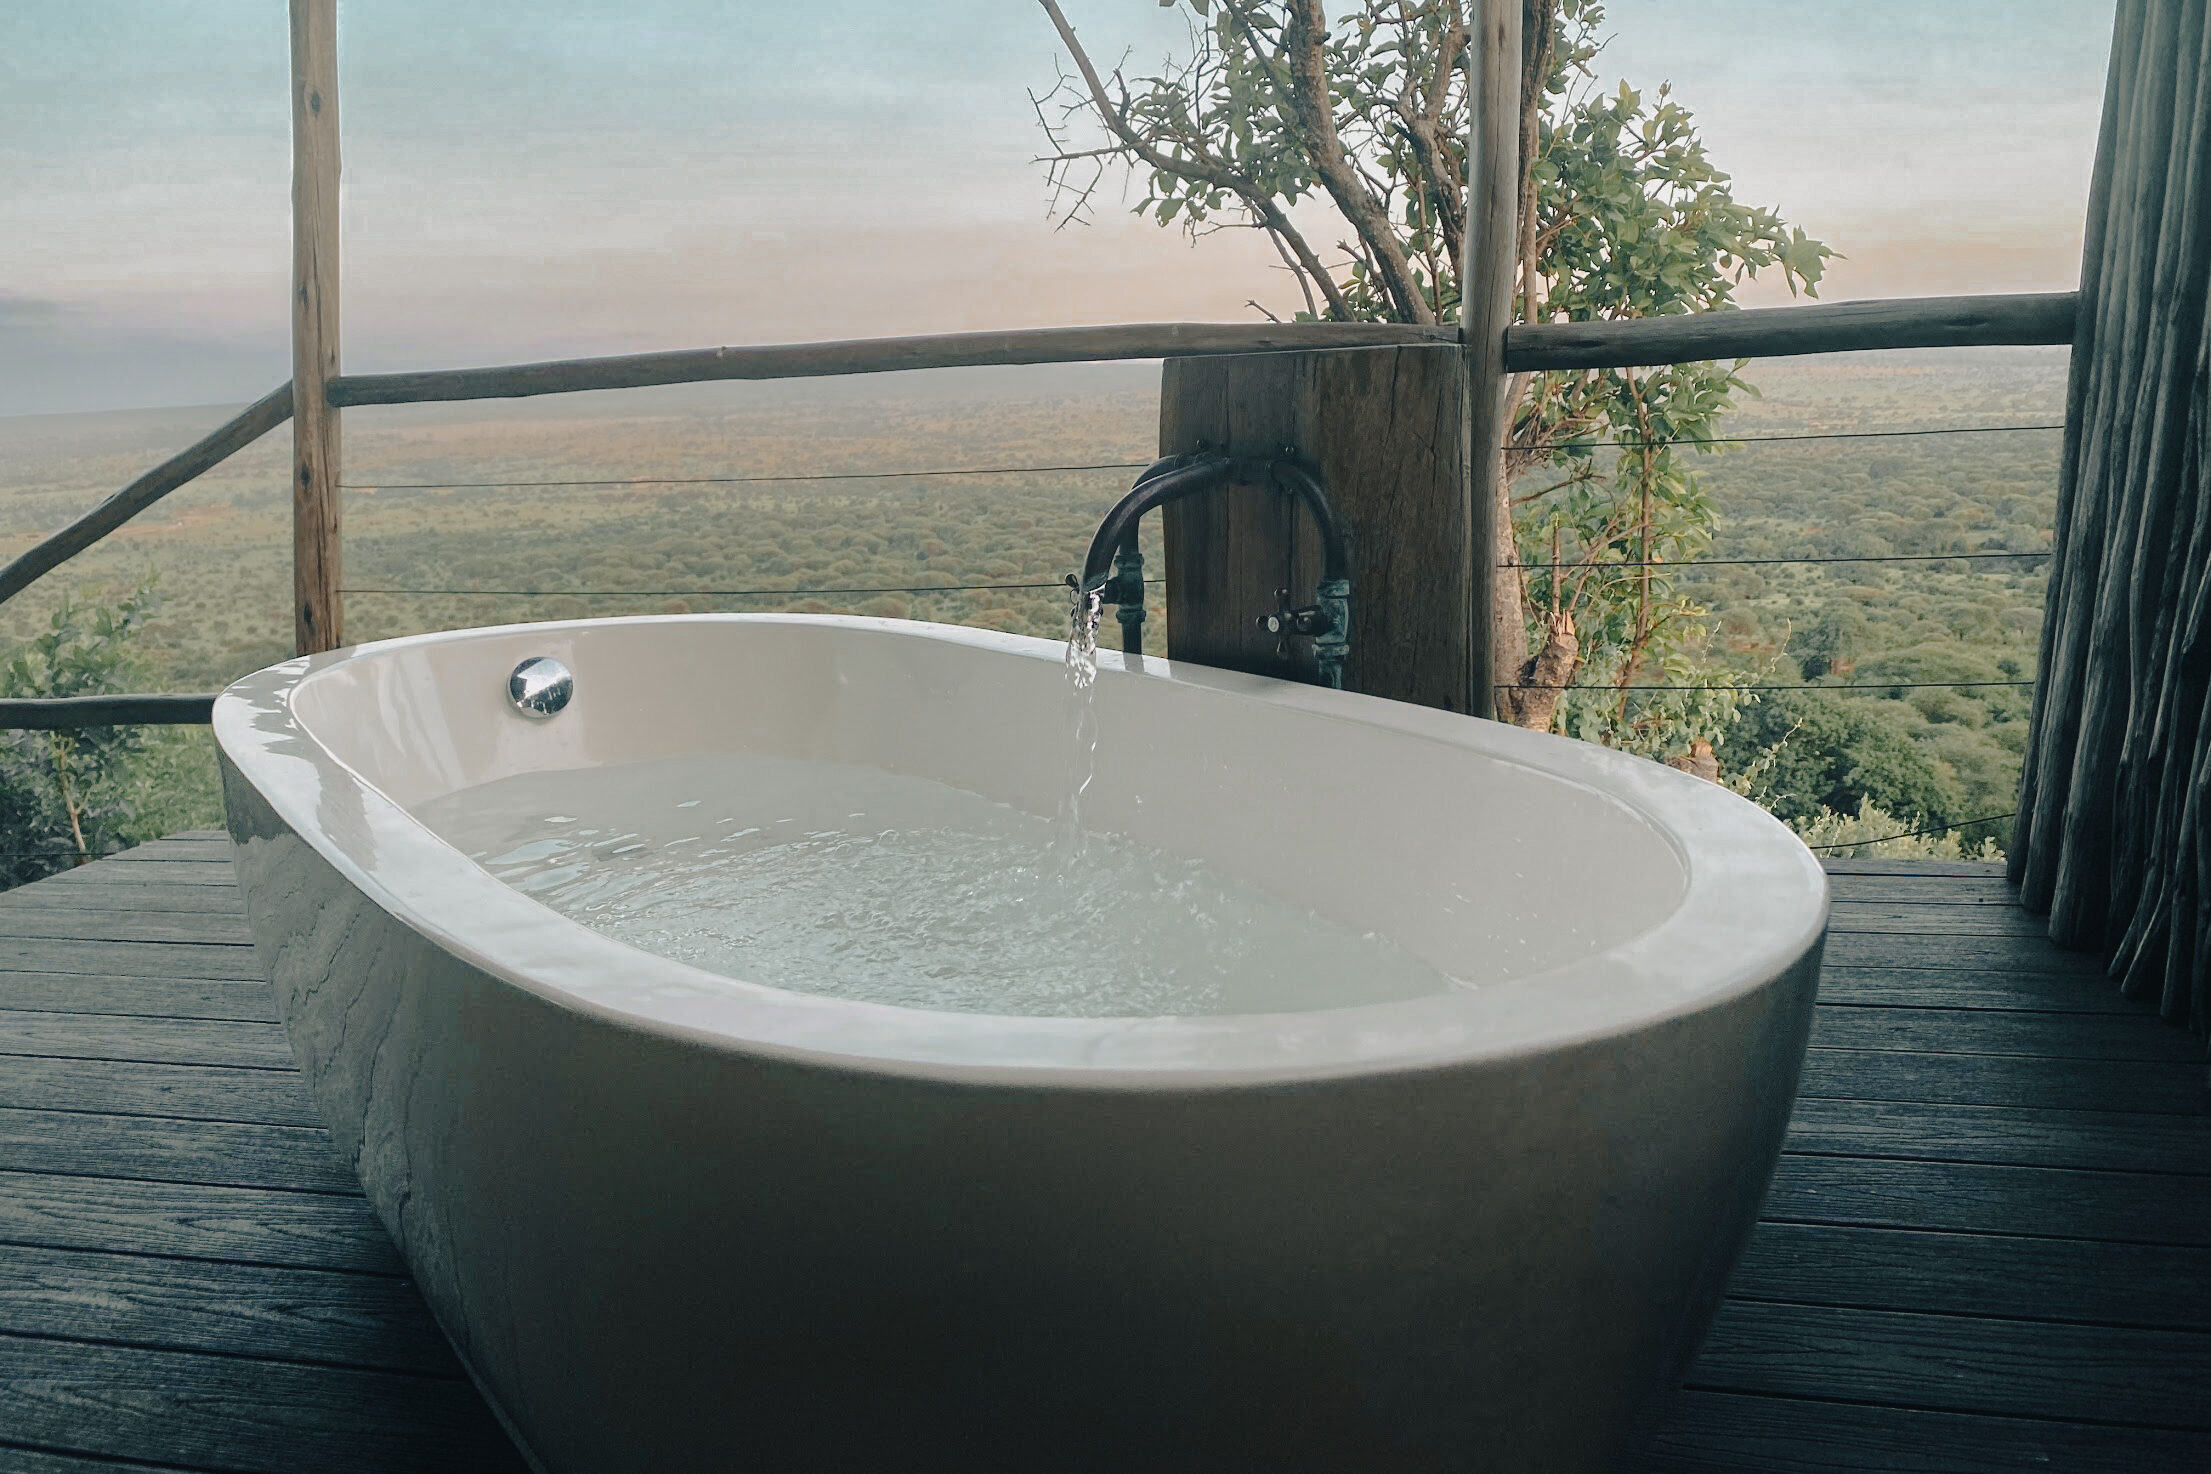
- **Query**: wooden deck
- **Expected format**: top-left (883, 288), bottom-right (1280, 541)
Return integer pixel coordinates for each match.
top-left (0, 835), bottom-right (2204, 1472)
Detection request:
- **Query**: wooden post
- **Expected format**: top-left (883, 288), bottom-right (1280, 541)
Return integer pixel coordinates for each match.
top-left (1159, 347), bottom-right (1471, 712)
top-left (1461, 0), bottom-right (1522, 721)
top-left (290, 0), bottom-right (342, 654)
top-left (2012, 0), bottom-right (2211, 1021)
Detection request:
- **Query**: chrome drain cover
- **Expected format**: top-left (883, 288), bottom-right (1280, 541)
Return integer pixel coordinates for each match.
top-left (507, 657), bottom-right (574, 718)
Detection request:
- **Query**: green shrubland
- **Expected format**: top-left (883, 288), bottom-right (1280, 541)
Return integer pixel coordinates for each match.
top-left (0, 585), bottom-right (223, 883)
top-left (0, 349), bottom-right (2059, 877)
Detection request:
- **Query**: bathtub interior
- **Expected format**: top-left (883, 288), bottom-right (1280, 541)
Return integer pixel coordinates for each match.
top-left (282, 617), bottom-right (1690, 989)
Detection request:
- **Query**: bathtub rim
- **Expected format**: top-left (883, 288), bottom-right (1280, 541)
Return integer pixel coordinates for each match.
top-left (215, 613), bottom-right (1827, 1087)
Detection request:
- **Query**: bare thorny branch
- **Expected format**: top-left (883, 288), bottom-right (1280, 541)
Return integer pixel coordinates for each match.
top-left (1034, 0), bottom-right (1353, 319)
top-left (1034, 0), bottom-right (1483, 325)
top-left (1029, 82), bottom-right (1113, 232)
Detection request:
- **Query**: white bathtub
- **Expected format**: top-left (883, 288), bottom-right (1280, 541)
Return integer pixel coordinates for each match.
top-left (215, 614), bottom-right (1826, 1473)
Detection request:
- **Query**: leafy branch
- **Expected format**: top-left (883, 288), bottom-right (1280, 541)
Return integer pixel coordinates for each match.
top-left (1033, 0), bottom-right (1835, 759)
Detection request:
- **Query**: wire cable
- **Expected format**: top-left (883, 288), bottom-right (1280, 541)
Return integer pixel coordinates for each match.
top-left (334, 426), bottom-right (2068, 488)
top-left (1804, 811), bottom-right (2015, 852)
top-left (1497, 679), bottom-right (2033, 692)
top-left (341, 578), bottom-right (1168, 599)
top-left (1517, 423), bottom-right (2064, 452)
top-left (334, 422), bottom-right (2067, 492)
top-left (1517, 549), bottom-right (2050, 570)
top-left (336, 461), bottom-right (1155, 491)
top-left (347, 550), bottom-right (2052, 597)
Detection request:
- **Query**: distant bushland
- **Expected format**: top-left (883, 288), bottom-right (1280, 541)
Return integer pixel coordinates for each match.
top-left (0, 350), bottom-right (2056, 869)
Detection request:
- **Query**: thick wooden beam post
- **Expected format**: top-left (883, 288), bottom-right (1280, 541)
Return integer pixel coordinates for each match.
top-left (1462, 0), bottom-right (1522, 721)
top-left (290, 0), bottom-right (342, 655)
top-left (2012, 0), bottom-right (2211, 1021)
top-left (1159, 347), bottom-right (1472, 712)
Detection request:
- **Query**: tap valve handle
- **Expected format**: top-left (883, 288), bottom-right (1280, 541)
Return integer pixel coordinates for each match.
top-left (1256, 589), bottom-right (1334, 639)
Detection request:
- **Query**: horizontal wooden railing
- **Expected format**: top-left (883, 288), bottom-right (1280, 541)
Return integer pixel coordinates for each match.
top-left (0, 694), bottom-right (218, 730)
top-left (0, 291), bottom-right (2080, 728)
top-left (0, 383), bottom-right (295, 611)
top-left (1502, 292), bottom-right (2077, 371)
top-left (325, 321), bottom-right (1462, 407)
top-left (326, 295), bottom-right (2082, 407)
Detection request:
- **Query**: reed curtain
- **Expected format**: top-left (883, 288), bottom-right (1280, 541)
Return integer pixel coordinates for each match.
top-left (2013, 0), bottom-right (2211, 1045)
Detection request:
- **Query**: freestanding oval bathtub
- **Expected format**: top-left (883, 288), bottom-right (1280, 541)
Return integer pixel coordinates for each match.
top-left (215, 614), bottom-right (1826, 1474)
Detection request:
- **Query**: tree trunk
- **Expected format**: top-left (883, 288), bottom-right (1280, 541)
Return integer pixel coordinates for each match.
top-left (1491, 454), bottom-right (1531, 709)
top-left (50, 735), bottom-right (88, 866)
top-left (2013, 0), bottom-right (2211, 1051)
top-left (1488, 0), bottom-right (1557, 727)
top-left (1498, 607), bottom-right (1577, 730)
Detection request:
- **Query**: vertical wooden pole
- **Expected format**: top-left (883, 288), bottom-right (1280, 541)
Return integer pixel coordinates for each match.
top-left (290, 0), bottom-right (343, 654)
top-left (1160, 348), bottom-right (1471, 712)
top-left (1461, 0), bottom-right (1522, 719)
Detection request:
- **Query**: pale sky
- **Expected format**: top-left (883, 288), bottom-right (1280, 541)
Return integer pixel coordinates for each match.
top-left (2, 1), bottom-right (2117, 414)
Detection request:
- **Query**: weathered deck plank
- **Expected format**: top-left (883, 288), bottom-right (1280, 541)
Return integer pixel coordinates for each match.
top-left (32, 859), bottom-right (238, 887)
top-left (1821, 930), bottom-right (2104, 972)
top-left (0, 904), bottom-right (256, 945)
top-left (0, 973), bottom-right (280, 1022)
top-left (0, 1335), bottom-right (527, 1474)
top-left (1729, 1223), bottom-right (2211, 1329)
top-left (0, 1169), bottom-right (403, 1272)
top-left (1827, 899), bottom-right (2048, 935)
top-left (0, 1056), bottom-right (320, 1127)
top-left (1764, 1155), bottom-right (2211, 1244)
top-left (0, 879), bottom-right (245, 914)
top-left (1689, 1299), bottom-right (2211, 1427)
top-left (0, 938), bottom-right (262, 981)
top-left (1824, 874), bottom-right (2025, 905)
top-left (1, 836), bottom-right (2205, 1472)
top-left (1817, 858), bottom-right (2011, 877)
top-left (0, 1107), bottom-right (357, 1193)
top-left (0, 1010), bottom-right (295, 1069)
top-left (1784, 1096), bottom-right (2211, 1174)
top-left (1648, 1389), bottom-right (2209, 1474)
top-left (1816, 965), bottom-right (2148, 1014)
top-left (0, 838), bottom-right (518, 1473)
top-left (0, 1244), bottom-right (457, 1373)
top-left (0, 1449), bottom-right (205, 1474)
top-left (1812, 1004), bottom-right (2207, 1060)
top-left (1797, 1046), bottom-right (2210, 1114)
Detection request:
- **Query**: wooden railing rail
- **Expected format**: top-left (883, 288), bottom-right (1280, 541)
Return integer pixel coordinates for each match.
top-left (0, 695), bottom-right (218, 729)
top-left (0, 290), bottom-right (2082, 729)
top-left (321, 294), bottom-right (2080, 411)
top-left (1504, 292), bottom-right (2078, 371)
top-left (0, 382), bottom-right (294, 611)
top-left (326, 322), bottom-right (1463, 408)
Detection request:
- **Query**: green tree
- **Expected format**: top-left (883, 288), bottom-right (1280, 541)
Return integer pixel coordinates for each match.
top-left (1721, 689), bottom-right (1961, 831)
top-left (0, 586), bottom-right (171, 884)
top-left (1033, 0), bottom-right (1830, 751)
top-left (1787, 606), bottom-right (1868, 681)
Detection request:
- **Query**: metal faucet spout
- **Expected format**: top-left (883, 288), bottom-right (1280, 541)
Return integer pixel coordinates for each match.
top-left (1073, 450), bottom-right (1354, 689)
top-left (1078, 455), bottom-right (1225, 595)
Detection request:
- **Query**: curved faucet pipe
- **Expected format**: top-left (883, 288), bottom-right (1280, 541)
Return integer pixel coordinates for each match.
top-left (1129, 452), bottom-right (1195, 492)
top-left (1074, 451), bottom-right (1354, 688)
top-left (1264, 460), bottom-right (1352, 586)
top-left (1076, 455), bottom-right (1239, 594)
top-left (1078, 453), bottom-right (1351, 594)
